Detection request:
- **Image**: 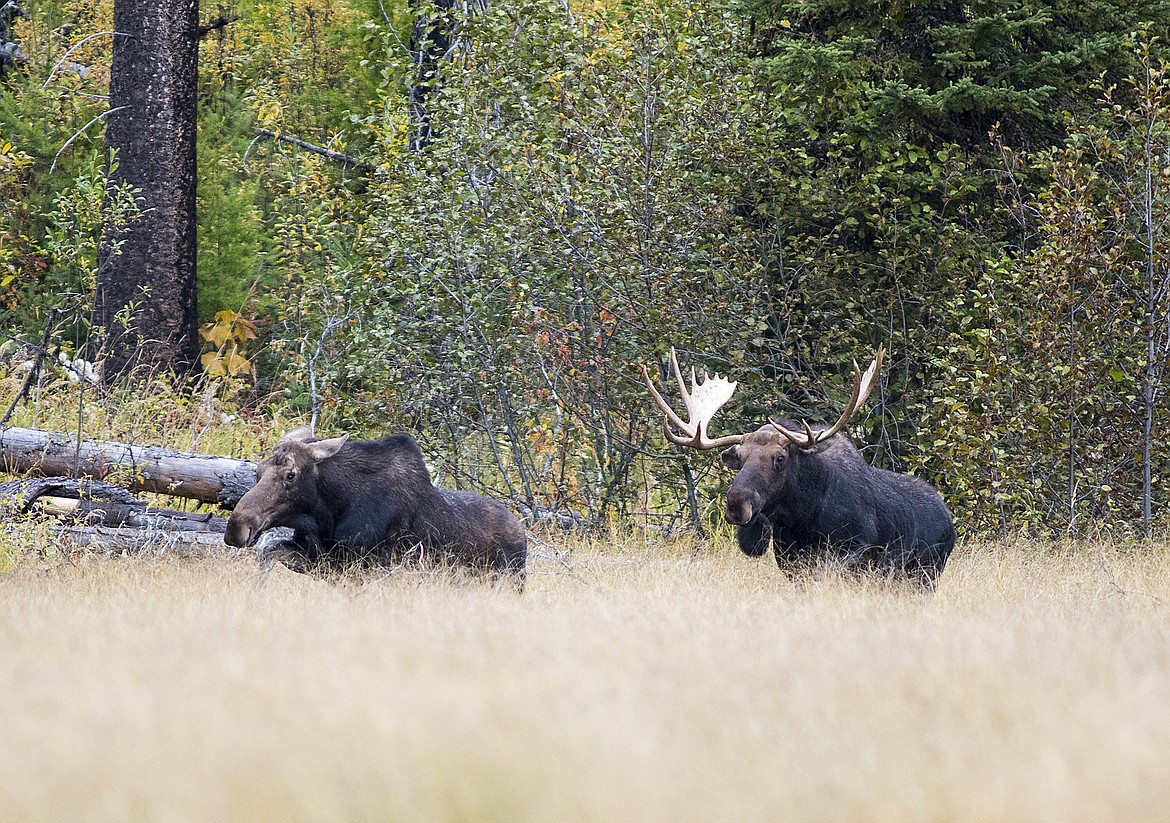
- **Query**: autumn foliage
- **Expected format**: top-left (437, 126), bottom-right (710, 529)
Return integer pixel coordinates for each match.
top-left (3, 0), bottom-right (1170, 535)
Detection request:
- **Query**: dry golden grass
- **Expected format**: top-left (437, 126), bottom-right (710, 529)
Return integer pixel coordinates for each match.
top-left (2, 534), bottom-right (1170, 822)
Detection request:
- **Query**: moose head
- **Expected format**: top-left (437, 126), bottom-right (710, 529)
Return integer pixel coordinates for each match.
top-left (224, 425), bottom-right (349, 549)
top-left (640, 346), bottom-right (884, 528)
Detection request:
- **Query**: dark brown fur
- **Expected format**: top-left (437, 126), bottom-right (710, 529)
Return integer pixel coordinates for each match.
top-left (720, 423), bottom-right (955, 587)
top-left (225, 428), bottom-right (527, 585)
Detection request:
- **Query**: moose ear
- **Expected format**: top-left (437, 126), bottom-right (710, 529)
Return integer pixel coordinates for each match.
top-left (281, 425), bottom-right (316, 443)
top-left (307, 434), bottom-right (348, 462)
top-left (720, 445), bottom-right (743, 470)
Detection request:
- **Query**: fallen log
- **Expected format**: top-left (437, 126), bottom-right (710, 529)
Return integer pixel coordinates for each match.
top-left (34, 496), bottom-right (228, 531)
top-left (58, 524), bottom-right (242, 557)
top-left (1, 477), bottom-right (228, 529)
top-left (0, 426), bottom-right (257, 507)
top-left (0, 476), bottom-right (142, 510)
top-left (0, 476), bottom-right (240, 558)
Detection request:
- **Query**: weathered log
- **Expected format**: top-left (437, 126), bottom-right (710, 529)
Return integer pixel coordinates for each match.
top-left (0, 426), bottom-right (256, 507)
top-left (1, 473), bottom-right (237, 559)
top-left (59, 524), bottom-right (244, 557)
top-left (0, 476), bottom-right (142, 511)
top-left (1, 477), bottom-right (228, 531)
top-left (35, 496), bottom-right (228, 531)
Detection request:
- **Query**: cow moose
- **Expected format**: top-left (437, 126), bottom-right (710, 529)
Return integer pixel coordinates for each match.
top-left (642, 347), bottom-right (955, 587)
top-left (224, 426), bottom-right (527, 586)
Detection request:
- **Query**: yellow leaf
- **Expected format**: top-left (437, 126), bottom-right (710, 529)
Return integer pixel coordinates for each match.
top-left (233, 317), bottom-right (258, 340)
top-left (224, 348), bottom-right (252, 376)
top-left (203, 323), bottom-right (233, 347)
top-left (201, 351), bottom-right (226, 376)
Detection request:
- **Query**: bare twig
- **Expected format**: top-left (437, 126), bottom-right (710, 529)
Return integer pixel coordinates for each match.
top-left (0, 307), bottom-right (60, 427)
top-left (49, 106), bottom-right (127, 173)
top-left (307, 312), bottom-right (356, 431)
top-left (42, 31), bottom-right (131, 90)
top-left (241, 132), bottom-right (267, 172)
top-left (251, 129), bottom-right (372, 171)
top-left (375, 0), bottom-right (414, 57)
top-left (198, 14), bottom-right (237, 37)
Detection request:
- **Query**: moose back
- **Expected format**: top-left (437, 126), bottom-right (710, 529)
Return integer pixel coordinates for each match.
top-left (224, 426), bottom-right (527, 583)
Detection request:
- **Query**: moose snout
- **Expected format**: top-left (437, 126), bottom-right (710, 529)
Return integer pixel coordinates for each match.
top-left (224, 516), bottom-right (257, 548)
top-left (724, 487), bottom-right (758, 526)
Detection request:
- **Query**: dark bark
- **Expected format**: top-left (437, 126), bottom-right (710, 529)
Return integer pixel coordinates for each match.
top-left (97, 0), bottom-right (200, 379)
top-left (408, 0), bottom-right (457, 151)
top-left (197, 13), bottom-right (236, 37)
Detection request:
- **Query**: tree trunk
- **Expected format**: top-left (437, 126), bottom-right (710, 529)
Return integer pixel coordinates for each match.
top-left (97, 0), bottom-right (200, 378)
top-left (408, 0), bottom-right (457, 151)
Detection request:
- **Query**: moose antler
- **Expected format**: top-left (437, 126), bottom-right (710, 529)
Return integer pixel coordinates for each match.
top-left (769, 345), bottom-right (885, 449)
top-left (641, 348), bottom-right (746, 450)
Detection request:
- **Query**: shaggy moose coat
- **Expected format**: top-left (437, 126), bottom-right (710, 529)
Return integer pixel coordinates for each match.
top-left (721, 423), bottom-right (955, 587)
top-left (224, 427), bottom-right (527, 583)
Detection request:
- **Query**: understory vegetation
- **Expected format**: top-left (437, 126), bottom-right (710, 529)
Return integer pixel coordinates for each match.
top-left (4, 0), bottom-right (1170, 538)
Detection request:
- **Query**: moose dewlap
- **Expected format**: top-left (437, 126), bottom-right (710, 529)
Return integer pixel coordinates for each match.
top-left (224, 427), bottom-right (527, 583)
top-left (642, 346), bottom-right (955, 587)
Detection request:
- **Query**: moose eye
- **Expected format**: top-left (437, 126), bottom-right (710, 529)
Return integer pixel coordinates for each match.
top-left (284, 469), bottom-right (297, 483)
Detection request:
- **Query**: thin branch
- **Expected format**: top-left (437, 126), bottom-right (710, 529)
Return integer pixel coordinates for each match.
top-left (376, 0), bottom-right (414, 57)
top-left (198, 14), bottom-right (238, 37)
top-left (307, 312), bottom-right (356, 431)
top-left (0, 308), bottom-right (60, 427)
top-left (49, 106), bottom-right (126, 173)
top-left (252, 129), bottom-right (372, 172)
top-left (42, 31), bottom-right (131, 90)
top-left (241, 132), bottom-right (267, 171)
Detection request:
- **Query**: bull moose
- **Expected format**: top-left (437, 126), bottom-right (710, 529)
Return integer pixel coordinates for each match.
top-left (642, 347), bottom-right (954, 587)
top-left (224, 426), bottom-right (527, 585)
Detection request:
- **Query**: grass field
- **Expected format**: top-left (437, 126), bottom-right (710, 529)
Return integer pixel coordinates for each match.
top-left (2, 534), bottom-right (1170, 822)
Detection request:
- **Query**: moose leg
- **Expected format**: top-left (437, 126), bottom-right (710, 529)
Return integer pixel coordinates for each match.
top-left (262, 544), bottom-right (315, 574)
top-left (488, 562), bottom-right (527, 594)
top-left (907, 545), bottom-right (947, 590)
top-left (491, 541), bottom-right (528, 593)
top-left (770, 528), bottom-right (815, 576)
top-left (251, 531), bottom-right (316, 585)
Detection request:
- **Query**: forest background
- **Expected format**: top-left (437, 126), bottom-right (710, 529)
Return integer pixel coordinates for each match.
top-left (3, 0), bottom-right (1170, 539)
